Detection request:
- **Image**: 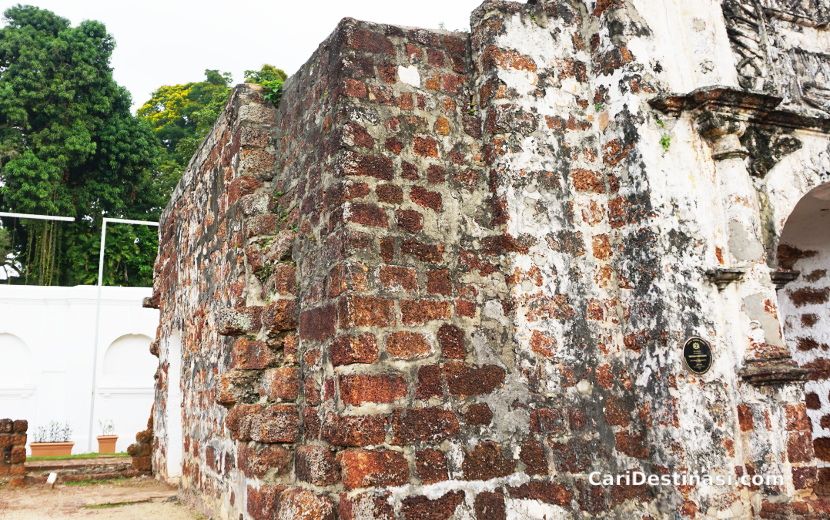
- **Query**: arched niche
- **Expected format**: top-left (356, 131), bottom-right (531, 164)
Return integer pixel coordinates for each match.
top-left (775, 182), bottom-right (830, 471)
top-left (102, 334), bottom-right (155, 387)
top-left (0, 333), bottom-right (32, 388)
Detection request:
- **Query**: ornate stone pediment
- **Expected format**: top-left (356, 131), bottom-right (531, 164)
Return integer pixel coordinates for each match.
top-left (723, 0), bottom-right (830, 115)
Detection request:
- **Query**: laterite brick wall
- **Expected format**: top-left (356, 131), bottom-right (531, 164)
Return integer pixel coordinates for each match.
top-left (150, 1), bottom-right (830, 518)
top-left (0, 419), bottom-right (27, 486)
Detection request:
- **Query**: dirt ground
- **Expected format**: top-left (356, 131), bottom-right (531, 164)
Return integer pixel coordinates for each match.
top-left (0, 477), bottom-right (202, 520)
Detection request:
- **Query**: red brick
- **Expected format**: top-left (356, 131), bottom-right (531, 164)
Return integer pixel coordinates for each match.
top-left (385, 137), bottom-right (403, 154)
top-left (344, 122), bottom-right (375, 149)
top-left (455, 299), bottom-right (477, 318)
top-left (386, 331), bottom-right (432, 359)
top-left (231, 339), bottom-right (275, 370)
top-left (410, 186), bottom-right (443, 211)
top-left (268, 263), bottom-right (297, 296)
top-left (416, 365), bottom-right (444, 399)
top-left (401, 300), bottom-right (452, 325)
top-left (247, 484), bottom-right (283, 520)
top-left (807, 392), bottom-right (821, 409)
top-left (251, 405), bottom-right (300, 444)
top-left (415, 449), bottom-right (449, 484)
top-left (330, 334), bottom-right (379, 366)
top-left (604, 396), bottom-right (631, 427)
top-left (790, 431), bottom-right (815, 462)
top-left (228, 176), bottom-right (263, 205)
top-left (226, 404), bottom-right (264, 440)
top-left (391, 407), bottom-right (460, 444)
top-left (339, 492), bottom-right (395, 520)
top-left (414, 136), bottom-right (439, 157)
top-left (296, 445), bottom-right (340, 486)
top-left (397, 210), bottom-right (424, 233)
top-left (339, 449), bottom-right (409, 489)
top-left (347, 28), bottom-right (395, 55)
top-left (444, 363), bottom-right (505, 397)
top-left (261, 300), bottom-right (298, 334)
top-left (786, 404), bottom-right (812, 431)
top-left (322, 414), bottom-right (388, 447)
top-left (238, 443), bottom-right (292, 478)
top-left (529, 330), bottom-right (555, 358)
top-left (299, 305), bottom-right (337, 341)
top-left (339, 296), bottom-right (394, 327)
top-left (278, 488), bottom-right (336, 520)
top-left (343, 78), bottom-right (368, 98)
top-left (437, 324), bottom-right (465, 359)
top-left (347, 203), bottom-right (388, 228)
top-left (571, 168), bottom-right (605, 193)
top-left (520, 439), bottom-right (548, 476)
top-left (464, 403), bottom-right (493, 426)
top-left (482, 46), bottom-right (537, 71)
top-left (615, 430), bottom-right (648, 459)
top-left (347, 154), bottom-right (394, 180)
top-left (474, 491), bottom-right (506, 520)
top-left (426, 269), bottom-right (452, 296)
top-left (530, 408), bottom-right (566, 434)
top-left (379, 265), bottom-right (417, 291)
top-left (218, 306), bottom-right (262, 336)
top-left (509, 481), bottom-right (572, 506)
top-left (340, 373), bottom-right (407, 406)
top-left (376, 184), bottom-right (403, 203)
top-left (267, 367), bottom-right (300, 401)
top-left (463, 442), bottom-right (516, 480)
top-left (400, 491), bottom-right (464, 520)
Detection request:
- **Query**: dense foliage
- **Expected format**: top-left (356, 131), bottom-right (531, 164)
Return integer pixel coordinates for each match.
top-left (0, 5), bottom-right (289, 287)
top-left (0, 5), bottom-right (161, 286)
top-left (137, 70), bottom-right (233, 196)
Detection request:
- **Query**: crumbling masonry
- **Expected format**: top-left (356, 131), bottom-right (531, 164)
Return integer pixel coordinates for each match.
top-left (0, 419), bottom-right (27, 487)
top-left (147, 0), bottom-right (830, 517)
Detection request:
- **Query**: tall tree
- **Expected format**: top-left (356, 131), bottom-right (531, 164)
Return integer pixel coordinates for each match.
top-left (137, 70), bottom-right (232, 196)
top-left (0, 5), bottom-right (161, 286)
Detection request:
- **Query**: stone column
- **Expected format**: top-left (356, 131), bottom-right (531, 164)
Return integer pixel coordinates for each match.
top-left (697, 108), bottom-right (813, 499)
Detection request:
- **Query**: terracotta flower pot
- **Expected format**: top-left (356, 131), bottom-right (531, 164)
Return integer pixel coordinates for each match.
top-left (97, 435), bottom-right (118, 454)
top-left (30, 441), bottom-right (74, 457)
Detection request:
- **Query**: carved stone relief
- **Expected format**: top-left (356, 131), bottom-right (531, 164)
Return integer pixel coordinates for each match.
top-left (723, 0), bottom-right (830, 114)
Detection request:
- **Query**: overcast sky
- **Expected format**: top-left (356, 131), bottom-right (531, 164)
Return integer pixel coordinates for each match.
top-left (0, 0), bottom-right (488, 110)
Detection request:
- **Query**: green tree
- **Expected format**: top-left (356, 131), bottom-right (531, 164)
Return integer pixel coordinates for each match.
top-left (0, 4), bottom-right (161, 286)
top-left (137, 70), bottom-right (232, 196)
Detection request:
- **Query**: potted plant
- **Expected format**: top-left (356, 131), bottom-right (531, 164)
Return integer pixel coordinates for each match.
top-left (97, 420), bottom-right (118, 454)
top-left (30, 421), bottom-right (74, 457)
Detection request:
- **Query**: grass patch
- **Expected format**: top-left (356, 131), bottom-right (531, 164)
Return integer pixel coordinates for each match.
top-left (65, 476), bottom-right (130, 487)
top-left (28, 452), bottom-right (129, 462)
top-left (84, 499), bottom-right (150, 510)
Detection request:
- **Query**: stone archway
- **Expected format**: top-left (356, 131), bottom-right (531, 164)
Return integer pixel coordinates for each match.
top-left (776, 182), bottom-right (830, 488)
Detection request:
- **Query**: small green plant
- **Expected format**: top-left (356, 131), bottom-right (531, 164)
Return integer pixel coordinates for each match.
top-left (244, 64), bottom-right (287, 107)
top-left (655, 116), bottom-right (665, 128)
top-left (660, 134), bottom-right (672, 152)
top-left (594, 102), bottom-right (605, 112)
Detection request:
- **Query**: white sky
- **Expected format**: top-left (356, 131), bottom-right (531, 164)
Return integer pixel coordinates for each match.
top-left (0, 0), bottom-right (488, 110)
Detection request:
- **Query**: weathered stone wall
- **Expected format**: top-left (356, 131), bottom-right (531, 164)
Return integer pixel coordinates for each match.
top-left (151, 0), bottom-right (830, 518)
top-left (0, 419), bottom-right (27, 487)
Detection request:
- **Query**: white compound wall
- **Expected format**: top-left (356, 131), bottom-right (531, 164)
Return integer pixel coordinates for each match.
top-left (0, 285), bottom-right (159, 454)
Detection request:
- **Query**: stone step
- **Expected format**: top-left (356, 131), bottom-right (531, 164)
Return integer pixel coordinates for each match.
top-left (25, 457), bottom-right (147, 483)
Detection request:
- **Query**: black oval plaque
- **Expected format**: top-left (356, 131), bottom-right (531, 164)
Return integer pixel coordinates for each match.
top-left (683, 337), bottom-right (713, 375)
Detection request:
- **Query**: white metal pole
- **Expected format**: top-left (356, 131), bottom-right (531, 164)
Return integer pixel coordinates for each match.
top-left (0, 212), bottom-right (75, 222)
top-left (86, 217), bottom-right (159, 452)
